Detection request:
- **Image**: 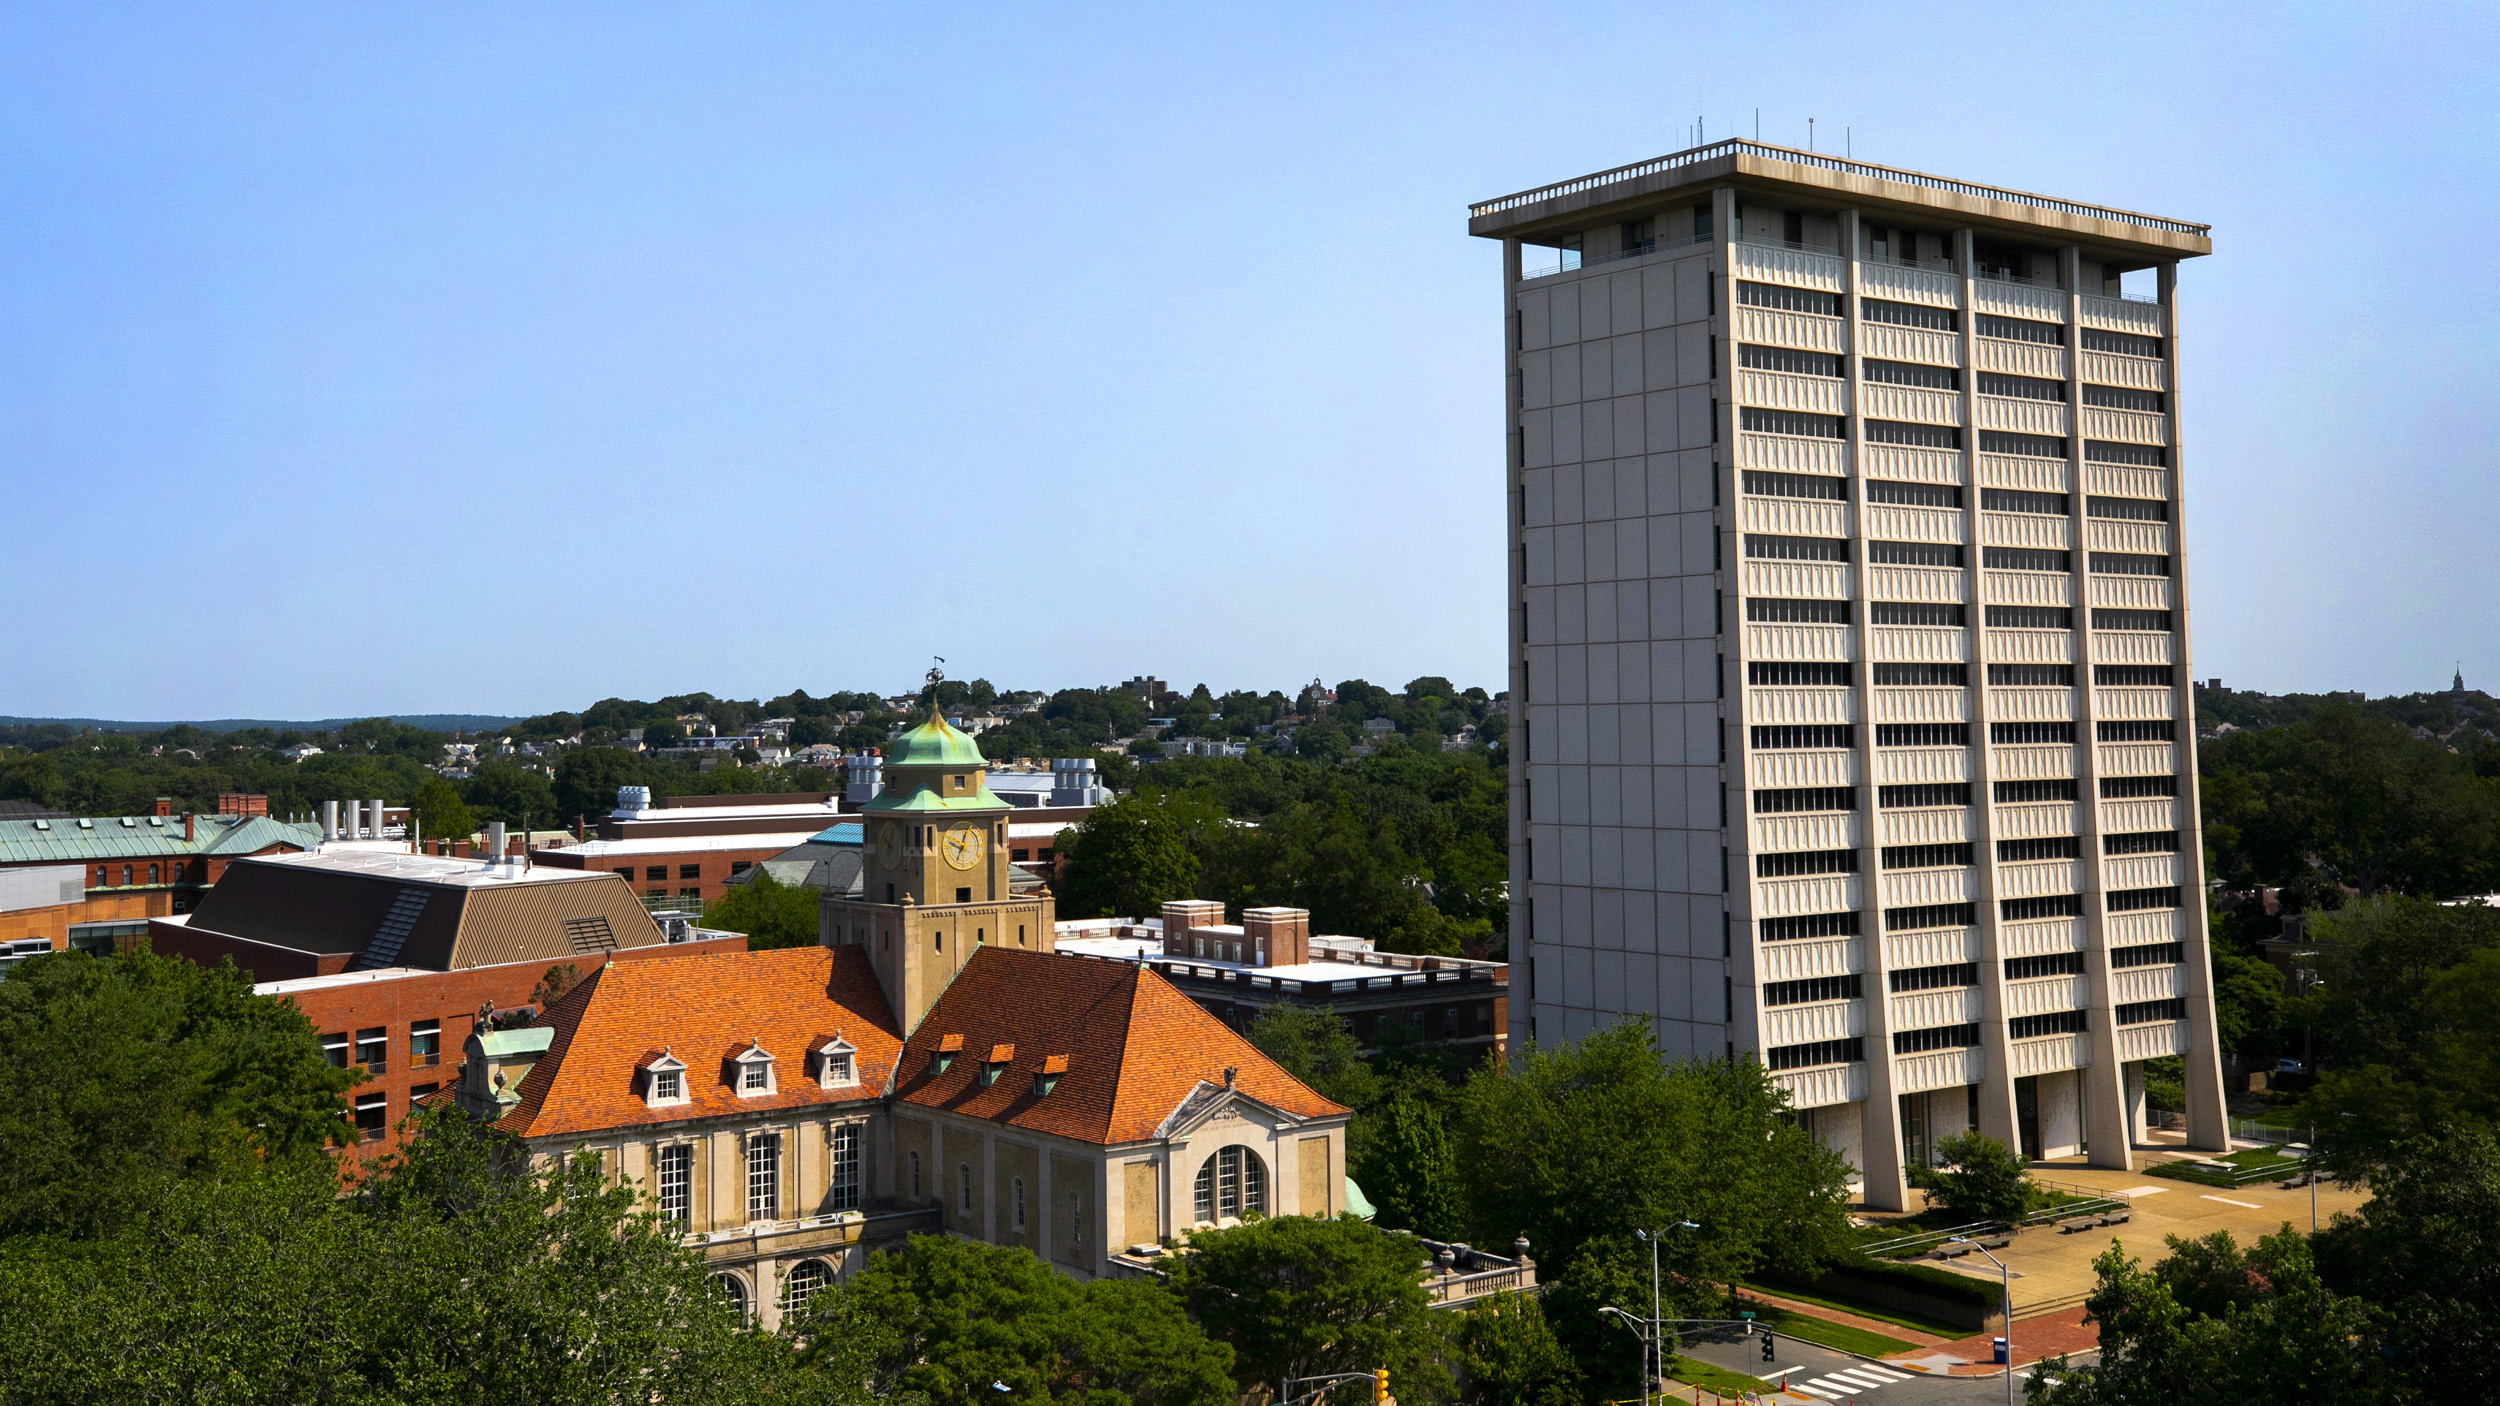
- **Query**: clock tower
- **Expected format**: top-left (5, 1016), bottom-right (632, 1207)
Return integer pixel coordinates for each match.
top-left (820, 693), bottom-right (1057, 1033)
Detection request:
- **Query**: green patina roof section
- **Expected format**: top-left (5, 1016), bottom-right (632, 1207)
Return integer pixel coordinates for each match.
top-left (885, 713), bottom-right (986, 768)
top-left (1345, 1177), bottom-right (1377, 1221)
top-left (0, 814), bottom-right (323, 864)
top-left (479, 1027), bottom-right (555, 1057)
top-left (862, 709), bottom-right (1007, 813)
top-left (867, 787), bottom-right (1006, 813)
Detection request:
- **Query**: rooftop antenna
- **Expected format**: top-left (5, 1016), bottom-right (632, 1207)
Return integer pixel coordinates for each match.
top-left (1809, 117), bottom-right (1815, 151)
top-left (1754, 107), bottom-right (1759, 140)
top-left (1847, 126), bottom-right (1852, 158)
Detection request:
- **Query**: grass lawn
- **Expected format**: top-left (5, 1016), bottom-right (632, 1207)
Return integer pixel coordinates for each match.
top-left (1738, 1280), bottom-right (1970, 1340)
top-left (2148, 1145), bottom-right (2307, 1186)
top-left (1750, 1305), bottom-right (1917, 1358)
top-left (1662, 1356), bottom-right (1773, 1396)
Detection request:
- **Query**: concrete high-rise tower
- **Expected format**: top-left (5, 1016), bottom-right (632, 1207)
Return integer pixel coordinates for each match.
top-left (1469, 143), bottom-right (2228, 1207)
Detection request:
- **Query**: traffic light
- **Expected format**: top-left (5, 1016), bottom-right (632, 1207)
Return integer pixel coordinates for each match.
top-left (1372, 1367), bottom-right (1392, 1403)
top-left (1761, 1331), bottom-right (1777, 1363)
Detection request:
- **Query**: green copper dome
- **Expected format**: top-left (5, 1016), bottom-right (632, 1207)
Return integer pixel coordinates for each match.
top-left (886, 713), bottom-right (986, 768)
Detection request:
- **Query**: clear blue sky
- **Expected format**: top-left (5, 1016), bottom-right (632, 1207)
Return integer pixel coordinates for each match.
top-left (3, 4), bottom-right (2492, 719)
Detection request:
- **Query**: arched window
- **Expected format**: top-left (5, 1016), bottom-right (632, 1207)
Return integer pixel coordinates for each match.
top-left (147, 864), bottom-right (159, 884)
top-left (779, 1258), bottom-right (834, 1314)
top-left (711, 1272), bottom-right (749, 1318)
top-left (1192, 1145), bottom-right (1268, 1222)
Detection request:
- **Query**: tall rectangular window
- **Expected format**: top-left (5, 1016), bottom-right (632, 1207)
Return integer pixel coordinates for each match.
top-left (829, 1125), bottom-right (861, 1212)
top-left (746, 1133), bottom-right (781, 1224)
top-left (353, 1092), bottom-right (387, 1142)
top-left (658, 1144), bottom-right (693, 1229)
top-left (410, 1019), bottom-right (441, 1067)
top-left (354, 1027), bottom-right (387, 1073)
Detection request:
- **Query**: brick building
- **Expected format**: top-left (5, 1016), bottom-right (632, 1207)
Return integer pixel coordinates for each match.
top-left (0, 807), bottom-right (320, 950)
top-left (531, 789), bottom-right (854, 907)
top-left (152, 847), bottom-right (741, 1156)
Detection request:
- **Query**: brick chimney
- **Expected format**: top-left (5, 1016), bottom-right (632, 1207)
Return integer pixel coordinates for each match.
top-left (1160, 899), bottom-right (1225, 957)
top-left (182, 813), bottom-right (194, 841)
top-left (1241, 906), bottom-right (1311, 967)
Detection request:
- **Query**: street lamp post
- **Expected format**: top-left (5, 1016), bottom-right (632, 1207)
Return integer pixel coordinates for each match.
top-left (1632, 1221), bottom-right (1702, 1405)
top-left (1948, 1236), bottom-right (2014, 1406)
top-left (1597, 1307), bottom-right (1657, 1406)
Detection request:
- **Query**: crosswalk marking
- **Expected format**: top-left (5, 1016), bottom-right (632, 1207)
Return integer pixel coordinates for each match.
top-left (1838, 1364), bottom-right (1911, 1382)
top-left (1789, 1386), bottom-right (1842, 1400)
top-left (1823, 1368), bottom-right (1890, 1387)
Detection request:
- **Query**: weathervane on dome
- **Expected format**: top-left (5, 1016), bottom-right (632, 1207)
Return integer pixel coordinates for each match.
top-left (925, 657), bottom-right (946, 711)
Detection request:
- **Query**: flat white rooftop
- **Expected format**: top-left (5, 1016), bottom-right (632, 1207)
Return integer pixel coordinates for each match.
top-left (255, 965), bottom-right (426, 996)
top-left (554, 833), bottom-right (822, 858)
top-left (256, 847), bottom-right (605, 888)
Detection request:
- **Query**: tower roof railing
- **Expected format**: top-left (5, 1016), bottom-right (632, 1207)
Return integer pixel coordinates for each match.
top-left (1470, 139), bottom-right (2210, 238)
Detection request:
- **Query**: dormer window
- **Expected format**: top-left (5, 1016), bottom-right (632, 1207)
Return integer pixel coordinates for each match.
top-left (932, 1033), bottom-right (963, 1075)
top-left (729, 1041), bottom-right (776, 1097)
top-left (979, 1043), bottom-right (1015, 1087)
top-left (1033, 1054), bottom-right (1068, 1097)
top-left (811, 1034), bottom-right (858, 1089)
top-left (639, 1049), bottom-right (690, 1109)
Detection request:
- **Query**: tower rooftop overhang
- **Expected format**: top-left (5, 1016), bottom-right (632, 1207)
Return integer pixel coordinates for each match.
top-left (1467, 140), bottom-right (2210, 262)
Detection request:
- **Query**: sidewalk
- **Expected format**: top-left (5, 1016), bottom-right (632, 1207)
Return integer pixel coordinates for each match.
top-left (1882, 1306), bottom-right (2097, 1379)
top-left (1736, 1288), bottom-right (1955, 1349)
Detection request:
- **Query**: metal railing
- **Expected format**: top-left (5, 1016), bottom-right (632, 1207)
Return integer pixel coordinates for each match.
top-left (1471, 139), bottom-right (2210, 237)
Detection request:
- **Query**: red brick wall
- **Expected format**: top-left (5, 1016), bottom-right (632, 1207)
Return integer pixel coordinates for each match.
top-left (533, 845), bottom-right (792, 906)
top-left (269, 935), bottom-right (748, 1161)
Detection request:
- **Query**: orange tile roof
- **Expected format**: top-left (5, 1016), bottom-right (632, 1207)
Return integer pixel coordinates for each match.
top-left (500, 945), bottom-right (901, 1139)
top-left (896, 947), bottom-right (1347, 1145)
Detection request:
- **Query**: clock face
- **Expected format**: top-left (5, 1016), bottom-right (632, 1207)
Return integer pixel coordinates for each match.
top-left (874, 826), bottom-right (902, 869)
top-left (940, 823), bottom-right (984, 871)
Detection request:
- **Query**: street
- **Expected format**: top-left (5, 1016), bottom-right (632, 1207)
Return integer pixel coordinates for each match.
top-left (1676, 1327), bottom-right (2082, 1404)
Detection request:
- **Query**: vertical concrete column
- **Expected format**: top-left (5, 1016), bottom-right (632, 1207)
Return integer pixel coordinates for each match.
top-left (2065, 246), bottom-right (2134, 1172)
top-left (1958, 227), bottom-right (2023, 1157)
top-left (2161, 260), bottom-right (2232, 1153)
top-left (1711, 183), bottom-right (1752, 1069)
top-left (1504, 233), bottom-right (1533, 1056)
top-left (1843, 208), bottom-right (1908, 1212)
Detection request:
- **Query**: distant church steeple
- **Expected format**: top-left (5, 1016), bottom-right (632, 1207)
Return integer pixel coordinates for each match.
top-left (2455, 664), bottom-right (2467, 695)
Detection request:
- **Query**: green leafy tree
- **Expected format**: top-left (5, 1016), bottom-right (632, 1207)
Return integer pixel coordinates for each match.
top-left (1905, 1130), bottom-right (2034, 1225)
top-left (1246, 1005), bottom-right (1376, 1113)
top-left (552, 747), bottom-right (657, 823)
top-left (700, 870), bottom-right (822, 951)
top-left (465, 761), bottom-right (559, 829)
top-left (0, 1111), bottom-right (795, 1403)
top-left (2296, 896), bottom-right (2500, 1177)
top-left (1053, 797), bottom-right (1202, 920)
top-left (1355, 1089), bottom-right (1465, 1239)
top-left (795, 1233), bottom-right (1232, 1405)
top-left (1167, 1214), bottom-right (1448, 1405)
top-left (0, 946), bottom-right (357, 1241)
top-left (409, 776), bottom-right (476, 845)
top-left (2030, 1228), bottom-right (2380, 1406)
top-left (1449, 1292), bottom-right (1581, 1406)
top-left (1450, 1021), bottom-right (1851, 1394)
top-left (2310, 1130), bottom-right (2500, 1403)
top-left (1454, 1021), bottom-right (1850, 1282)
